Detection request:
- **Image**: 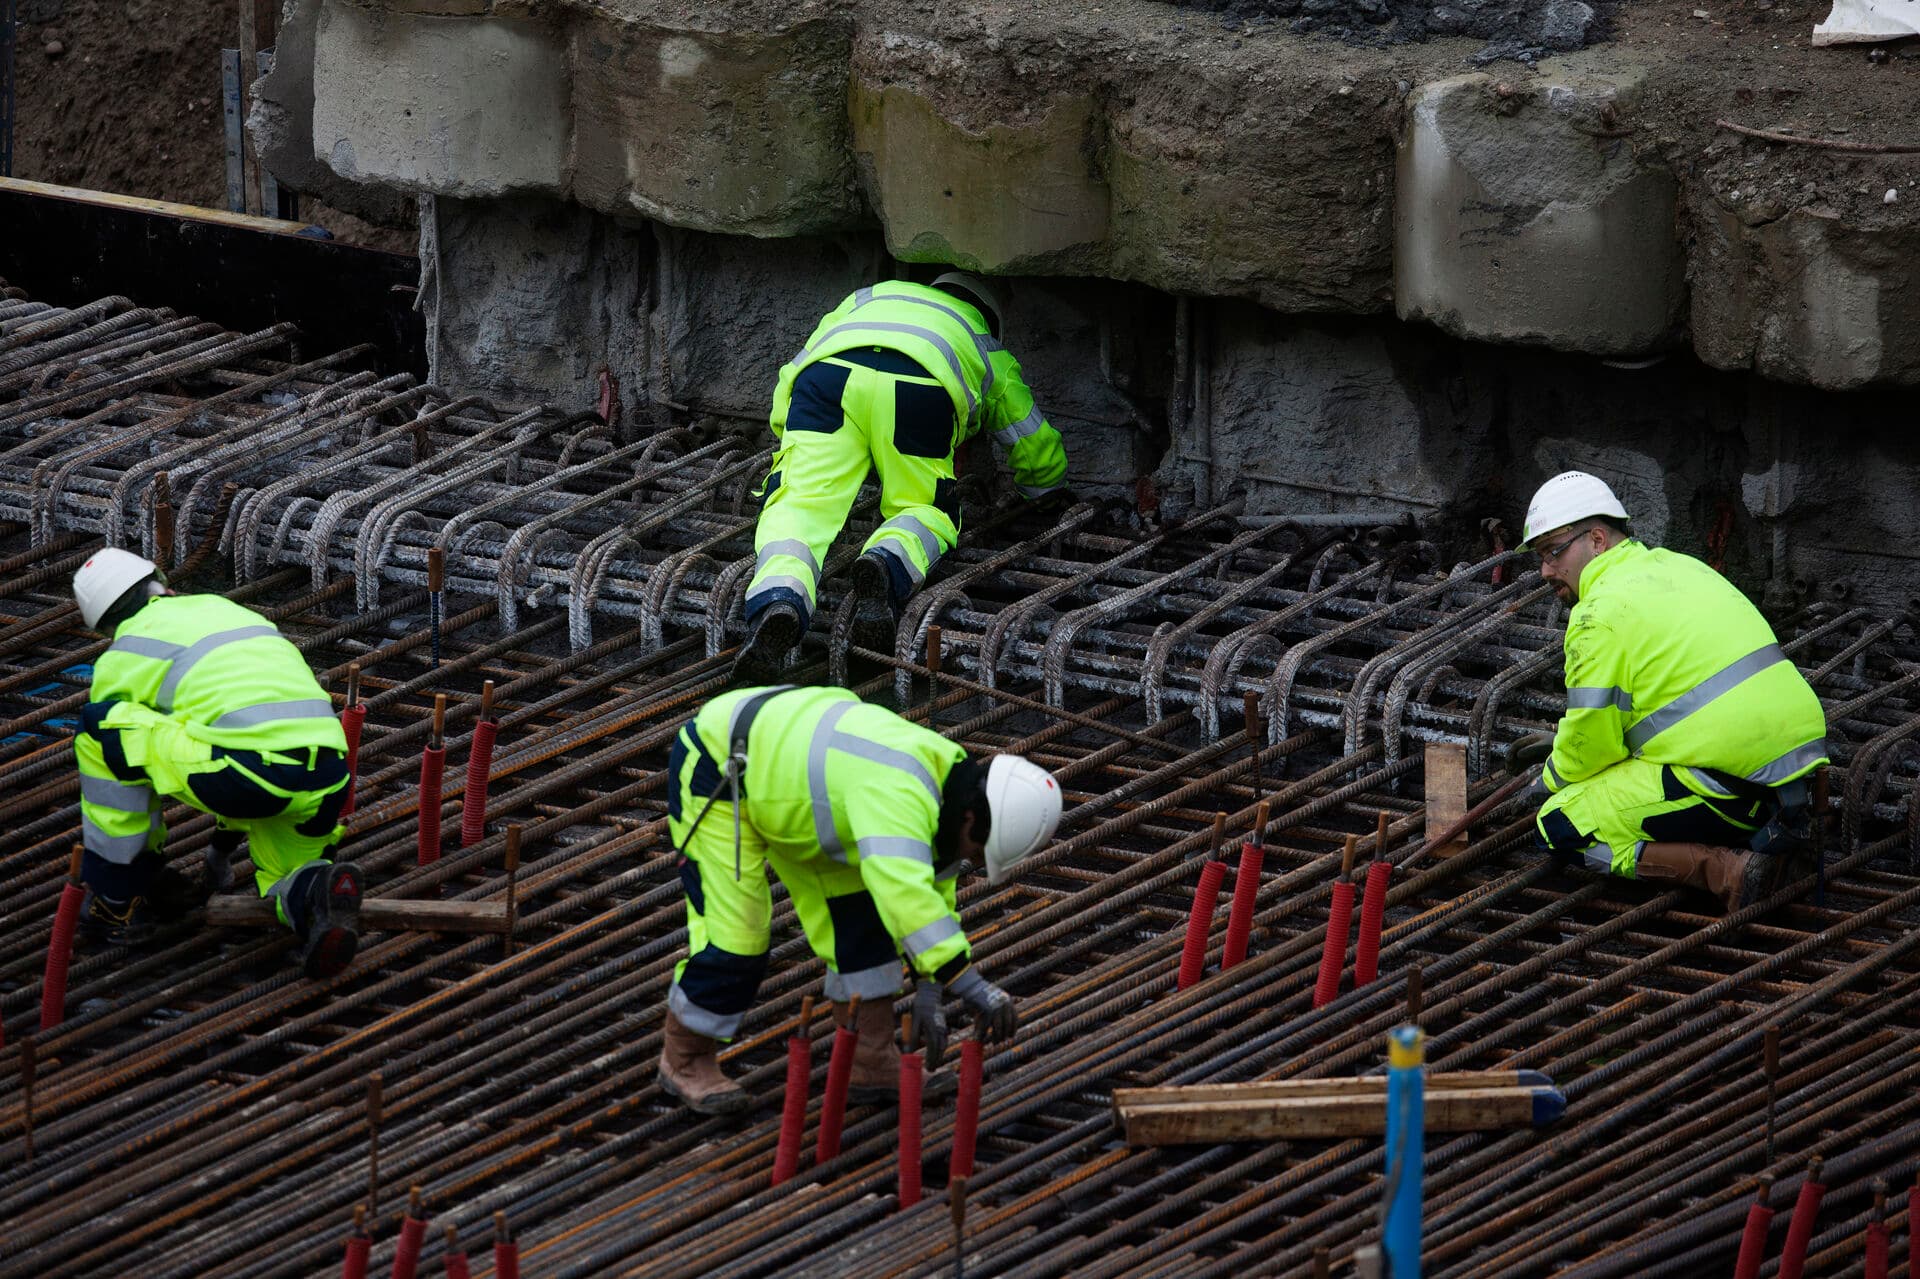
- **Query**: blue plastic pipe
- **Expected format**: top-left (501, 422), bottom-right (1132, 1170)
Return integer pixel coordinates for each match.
top-left (1384, 1024), bottom-right (1426, 1279)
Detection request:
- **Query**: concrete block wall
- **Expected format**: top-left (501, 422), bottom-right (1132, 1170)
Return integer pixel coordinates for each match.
top-left (259, 0), bottom-right (1920, 608)
top-left (273, 0), bottom-right (1920, 388)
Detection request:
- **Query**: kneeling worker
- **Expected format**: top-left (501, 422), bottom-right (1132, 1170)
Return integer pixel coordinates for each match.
top-left (1510, 472), bottom-right (1829, 910)
top-left (735, 273), bottom-right (1069, 680)
top-left (659, 684), bottom-right (1063, 1115)
top-left (71, 549), bottom-right (363, 978)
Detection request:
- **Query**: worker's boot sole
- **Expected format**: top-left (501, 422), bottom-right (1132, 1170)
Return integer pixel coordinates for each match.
top-left (300, 863), bottom-right (362, 980)
top-left (848, 556), bottom-right (904, 649)
top-left (733, 606), bottom-right (802, 683)
top-left (658, 1065), bottom-right (752, 1116)
top-left (1736, 848), bottom-right (1794, 910)
top-left (850, 553), bottom-right (892, 604)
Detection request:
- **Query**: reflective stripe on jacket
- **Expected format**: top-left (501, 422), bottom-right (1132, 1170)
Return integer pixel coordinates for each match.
top-left (90, 595), bottom-right (346, 754)
top-left (769, 282), bottom-right (1068, 496)
top-left (1545, 541), bottom-right (1828, 795)
top-left (689, 685), bottom-right (970, 980)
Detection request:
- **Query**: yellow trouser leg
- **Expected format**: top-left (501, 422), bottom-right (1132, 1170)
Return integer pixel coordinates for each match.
top-left (746, 361), bottom-right (875, 625)
top-left (861, 367), bottom-right (960, 597)
top-left (1538, 758), bottom-right (1767, 876)
top-left (667, 737), bottom-right (772, 1040)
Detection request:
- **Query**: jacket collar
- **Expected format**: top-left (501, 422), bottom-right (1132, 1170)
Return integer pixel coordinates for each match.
top-left (1577, 538), bottom-right (1643, 599)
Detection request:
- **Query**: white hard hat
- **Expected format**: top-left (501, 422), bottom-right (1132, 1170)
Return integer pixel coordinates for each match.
top-left (73, 547), bottom-right (159, 630)
top-left (1522, 471), bottom-right (1630, 547)
top-left (931, 271), bottom-right (1005, 337)
top-left (982, 754), bottom-right (1063, 885)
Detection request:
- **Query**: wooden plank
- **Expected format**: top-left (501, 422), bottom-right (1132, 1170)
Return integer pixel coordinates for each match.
top-left (1114, 1070), bottom-right (1553, 1108)
top-left (1119, 1087), bottom-right (1564, 1146)
top-left (251, 0), bottom-right (278, 52)
top-left (0, 176), bottom-right (315, 236)
top-left (206, 896), bottom-right (510, 934)
top-left (221, 49), bottom-right (245, 214)
top-left (1425, 741), bottom-right (1470, 857)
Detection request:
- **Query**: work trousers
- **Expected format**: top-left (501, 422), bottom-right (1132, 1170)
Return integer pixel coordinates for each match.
top-left (665, 728), bottom-right (904, 1041)
top-left (1535, 756), bottom-right (1776, 876)
top-left (745, 348), bottom-right (963, 628)
top-left (76, 700), bottom-right (348, 924)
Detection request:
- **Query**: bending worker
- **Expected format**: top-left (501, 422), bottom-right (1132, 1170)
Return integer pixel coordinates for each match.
top-left (71, 548), bottom-right (363, 978)
top-left (659, 683), bottom-right (1063, 1115)
top-left (1510, 472), bottom-right (1829, 911)
top-left (734, 273), bottom-right (1069, 680)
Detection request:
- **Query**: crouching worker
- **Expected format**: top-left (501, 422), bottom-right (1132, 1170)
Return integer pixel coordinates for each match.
top-left (659, 684), bottom-right (1063, 1115)
top-left (733, 274), bottom-right (1069, 680)
top-left (70, 549), bottom-right (363, 978)
top-left (1509, 472), bottom-right (1829, 912)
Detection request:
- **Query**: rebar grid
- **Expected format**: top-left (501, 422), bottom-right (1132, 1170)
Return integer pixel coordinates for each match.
top-left (3, 288), bottom-right (1920, 1277)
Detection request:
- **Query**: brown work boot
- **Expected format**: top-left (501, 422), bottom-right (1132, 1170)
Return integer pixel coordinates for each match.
top-left (1635, 841), bottom-right (1777, 912)
top-left (835, 998), bottom-right (903, 1105)
top-left (658, 1009), bottom-right (751, 1116)
top-left (832, 999), bottom-right (957, 1104)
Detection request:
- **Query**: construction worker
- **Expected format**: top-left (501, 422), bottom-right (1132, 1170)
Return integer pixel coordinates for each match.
top-left (70, 548), bottom-right (363, 978)
top-left (658, 683), bottom-right (1063, 1115)
top-left (734, 273), bottom-right (1069, 680)
top-left (1508, 472), bottom-right (1829, 911)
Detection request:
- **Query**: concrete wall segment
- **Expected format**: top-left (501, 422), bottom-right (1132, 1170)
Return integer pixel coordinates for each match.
top-left (250, 0), bottom-right (416, 223)
top-left (292, 0), bottom-right (1920, 389)
top-left (1394, 69), bottom-right (1685, 355)
top-left (849, 81), bottom-right (1111, 272)
top-left (311, 1), bottom-right (570, 197)
top-left (1691, 195), bottom-right (1920, 390)
top-left (570, 13), bottom-right (860, 236)
top-left (1104, 64), bottom-right (1397, 312)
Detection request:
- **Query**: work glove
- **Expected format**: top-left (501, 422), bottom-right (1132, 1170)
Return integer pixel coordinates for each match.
top-left (950, 967), bottom-right (1018, 1044)
top-left (206, 828), bottom-right (241, 894)
top-left (1026, 485), bottom-right (1077, 514)
top-left (911, 982), bottom-right (950, 1069)
top-left (1506, 732), bottom-right (1555, 777)
top-left (147, 861), bottom-right (210, 917)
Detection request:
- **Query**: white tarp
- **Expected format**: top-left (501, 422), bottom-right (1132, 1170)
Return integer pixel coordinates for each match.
top-left (1812, 0), bottom-right (1920, 44)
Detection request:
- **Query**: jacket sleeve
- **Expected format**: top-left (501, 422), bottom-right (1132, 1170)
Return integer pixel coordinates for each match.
top-left (841, 773), bottom-right (971, 982)
top-left (1546, 613), bottom-right (1632, 793)
top-left (74, 695), bottom-right (165, 865)
top-left (985, 350), bottom-right (1067, 499)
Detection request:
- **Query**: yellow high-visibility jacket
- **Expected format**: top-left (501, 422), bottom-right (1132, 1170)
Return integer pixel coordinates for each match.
top-left (1545, 540), bottom-right (1828, 796)
top-left (684, 686), bottom-right (972, 981)
top-left (770, 281), bottom-right (1068, 498)
top-left (77, 594), bottom-right (344, 861)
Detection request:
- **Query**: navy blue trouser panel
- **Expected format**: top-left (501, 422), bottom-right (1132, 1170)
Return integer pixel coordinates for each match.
top-left (825, 890), bottom-right (898, 974)
top-left (787, 361), bottom-right (854, 433)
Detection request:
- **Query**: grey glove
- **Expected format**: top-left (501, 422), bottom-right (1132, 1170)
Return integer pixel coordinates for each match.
top-left (950, 967), bottom-right (1017, 1044)
top-left (1506, 732), bottom-right (1554, 777)
top-left (911, 982), bottom-right (949, 1068)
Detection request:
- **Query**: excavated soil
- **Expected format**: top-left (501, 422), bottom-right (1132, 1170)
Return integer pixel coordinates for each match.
top-left (8, 0), bottom-right (414, 250)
